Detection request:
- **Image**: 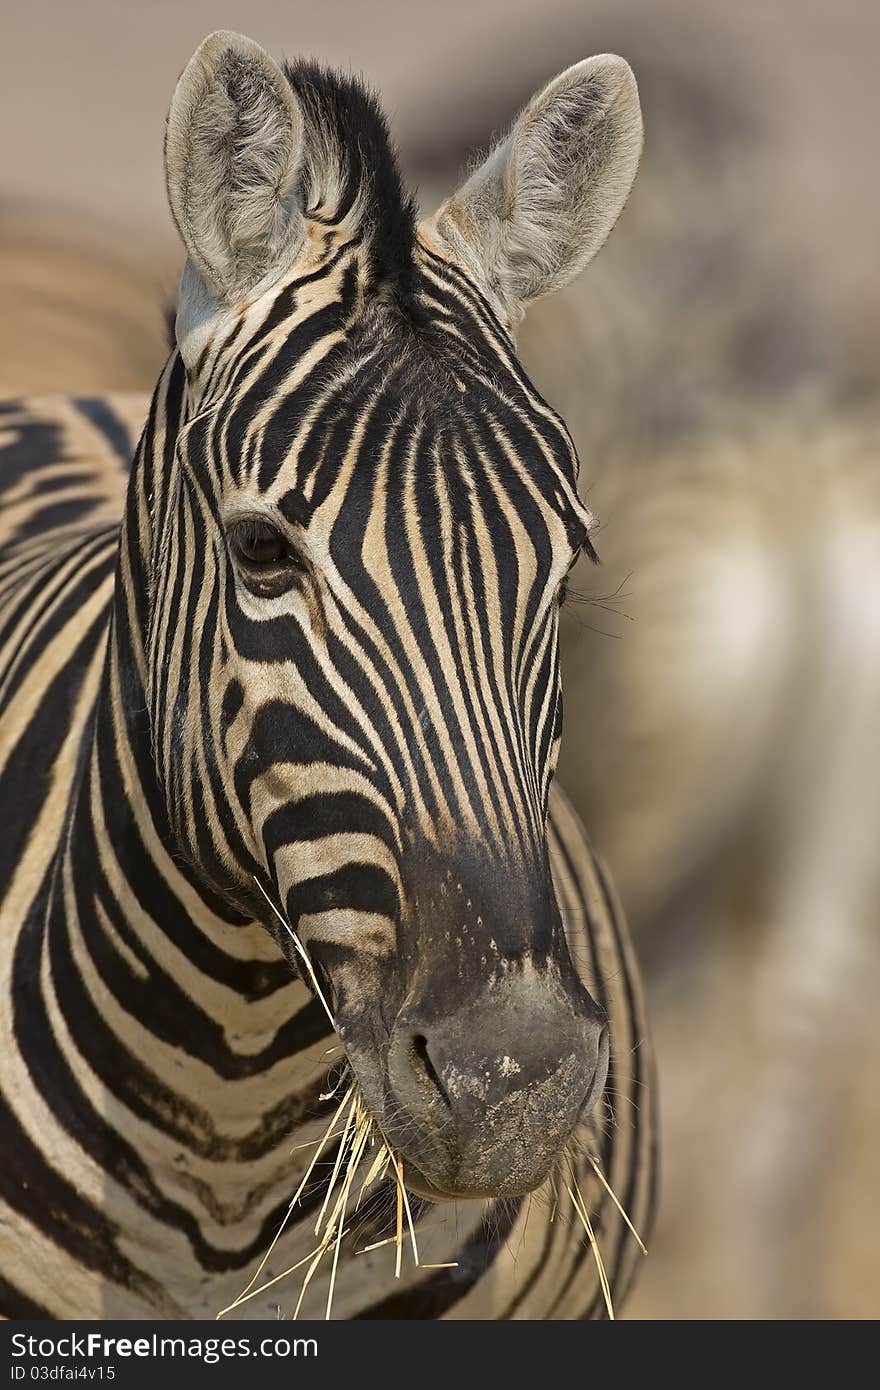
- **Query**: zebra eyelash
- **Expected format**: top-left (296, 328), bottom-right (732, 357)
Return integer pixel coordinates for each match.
top-left (559, 534), bottom-right (599, 607)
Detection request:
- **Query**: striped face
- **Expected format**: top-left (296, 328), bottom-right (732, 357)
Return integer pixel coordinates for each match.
top-left (144, 238), bottom-right (606, 1197)
top-left (152, 33), bottom-right (644, 1199)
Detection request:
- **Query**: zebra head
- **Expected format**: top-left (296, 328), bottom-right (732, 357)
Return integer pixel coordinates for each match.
top-left (152, 31), bottom-right (642, 1201)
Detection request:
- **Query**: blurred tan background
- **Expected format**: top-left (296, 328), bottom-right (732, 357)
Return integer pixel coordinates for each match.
top-left (3, 0), bottom-right (879, 1319)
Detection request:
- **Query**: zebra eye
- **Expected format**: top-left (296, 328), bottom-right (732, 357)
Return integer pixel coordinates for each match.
top-left (229, 518), bottom-right (293, 569)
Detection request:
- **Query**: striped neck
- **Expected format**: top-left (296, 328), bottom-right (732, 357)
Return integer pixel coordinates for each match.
top-left (37, 677), bottom-right (335, 1267)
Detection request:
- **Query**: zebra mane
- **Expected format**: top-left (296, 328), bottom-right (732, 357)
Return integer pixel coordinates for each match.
top-left (283, 59), bottom-right (418, 299)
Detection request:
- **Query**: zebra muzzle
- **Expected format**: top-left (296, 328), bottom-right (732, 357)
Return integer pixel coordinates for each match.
top-left (377, 971), bottom-right (609, 1200)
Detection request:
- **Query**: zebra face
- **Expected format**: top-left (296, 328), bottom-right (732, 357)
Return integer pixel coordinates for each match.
top-left (205, 317), bottom-right (604, 1200)
top-left (159, 32), bottom-right (642, 1199)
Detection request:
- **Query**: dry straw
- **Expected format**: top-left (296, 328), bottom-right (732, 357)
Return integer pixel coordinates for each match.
top-left (216, 877), bottom-right (644, 1320)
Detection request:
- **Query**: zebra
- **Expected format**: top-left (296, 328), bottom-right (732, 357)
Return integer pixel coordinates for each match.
top-left (0, 31), bottom-right (657, 1319)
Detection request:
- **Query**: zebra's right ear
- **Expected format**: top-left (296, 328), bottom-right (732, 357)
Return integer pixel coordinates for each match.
top-left (165, 31), bottom-right (304, 316)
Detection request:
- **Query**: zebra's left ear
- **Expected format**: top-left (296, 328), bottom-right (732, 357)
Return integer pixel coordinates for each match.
top-left (429, 56), bottom-right (642, 326)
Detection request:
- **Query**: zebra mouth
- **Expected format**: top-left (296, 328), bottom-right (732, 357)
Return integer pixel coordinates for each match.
top-left (401, 1163), bottom-right (549, 1204)
top-left (399, 1167), bottom-right (461, 1204)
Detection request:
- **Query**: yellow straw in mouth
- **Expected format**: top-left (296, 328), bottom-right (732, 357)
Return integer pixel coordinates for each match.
top-left (233, 880), bottom-right (446, 1317)
top-left (216, 1080), bottom-right (355, 1319)
top-left (387, 1152), bottom-right (420, 1269)
top-left (225, 881), bottom-right (631, 1320)
top-left (565, 1177), bottom-right (614, 1320)
top-left (585, 1150), bottom-right (648, 1255)
top-left (253, 875), bottom-right (335, 1026)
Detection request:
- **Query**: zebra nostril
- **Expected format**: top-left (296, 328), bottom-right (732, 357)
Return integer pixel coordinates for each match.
top-left (410, 1033), bottom-right (451, 1109)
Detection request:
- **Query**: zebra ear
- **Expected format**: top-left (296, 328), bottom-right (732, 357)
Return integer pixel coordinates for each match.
top-left (431, 56), bottom-right (642, 325)
top-left (165, 31), bottom-right (304, 308)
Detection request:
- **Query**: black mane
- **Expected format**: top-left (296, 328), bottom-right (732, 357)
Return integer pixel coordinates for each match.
top-left (283, 60), bottom-right (418, 299)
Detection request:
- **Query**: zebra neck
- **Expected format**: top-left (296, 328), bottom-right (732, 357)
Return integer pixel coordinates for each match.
top-left (33, 674), bottom-right (333, 1255)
